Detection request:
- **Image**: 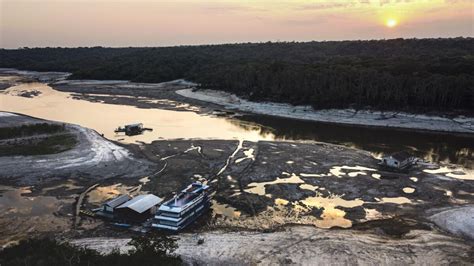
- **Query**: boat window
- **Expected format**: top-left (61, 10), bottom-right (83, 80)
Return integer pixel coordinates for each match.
top-left (159, 211), bottom-right (180, 218)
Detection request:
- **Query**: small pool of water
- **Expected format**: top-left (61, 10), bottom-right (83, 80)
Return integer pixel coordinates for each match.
top-left (423, 167), bottom-right (474, 180)
top-left (211, 200), bottom-right (241, 219)
top-left (0, 186), bottom-right (64, 217)
top-left (86, 184), bottom-right (133, 204)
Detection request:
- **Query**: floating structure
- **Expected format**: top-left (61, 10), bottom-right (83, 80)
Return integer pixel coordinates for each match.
top-left (115, 194), bottom-right (163, 223)
top-left (379, 151), bottom-right (416, 170)
top-left (152, 182), bottom-right (210, 231)
top-left (114, 123), bottom-right (153, 136)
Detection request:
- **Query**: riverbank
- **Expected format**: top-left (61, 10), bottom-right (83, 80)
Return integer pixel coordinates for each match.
top-left (176, 88), bottom-right (474, 134)
top-left (0, 112), bottom-right (153, 185)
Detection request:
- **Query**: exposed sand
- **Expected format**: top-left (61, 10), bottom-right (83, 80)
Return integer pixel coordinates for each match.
top-left (429, 206), bottom-right (474, 240)
top-left (72, 225), bottom-right (473, 265)
top-left (176, 88), bottom-right (474, 134)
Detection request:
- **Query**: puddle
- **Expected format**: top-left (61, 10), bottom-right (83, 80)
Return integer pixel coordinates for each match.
top-left (403, 187), bottom-right (415, 194)
top-left (300, 173), bottom-right (325, 177)
top-left (300, 193), bottom-right (364, 209)
top-left (329, 165), bottom-right (377, 178)
top-left (86, 184), bottom-right (132, 204)
top-left (379, 197), bottom-right (412, 204)
top-left (235, 148), bottom-right (255, 164)
top-left (423, 167), bottom-right (474, 180)
top-left (0, 187), bottom-right (63, 217)
top-left (211, 200), bottom-right (241, 219)
top-left (245, 173), bottom-right (304, 196)
top-left (139, 176), bottom-right (151, 185)
top-left (42, 180), bottom-right (83, 193)
top-left (410, 177), bottom-right (418, 182)
top-left (300, 166), bottom-right (378, 179)
top-left (299, 193), bottom-right (364, 228)
top-left (243, 173), bottom-right (366, 228)
top-left (315, 207), bottom-right (352, 228)
top-left (275, 198), bottom-right (290, 205)
top-left (371, 174), bottom-right (381, 179)
top-left (363, 208), bottom-right (384, 221)
top-left (300, 184), bottom-right (318, 191)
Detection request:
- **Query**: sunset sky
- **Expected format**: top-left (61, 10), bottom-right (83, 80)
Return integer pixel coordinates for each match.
top-left (1, 0), bottom-right (473, 48)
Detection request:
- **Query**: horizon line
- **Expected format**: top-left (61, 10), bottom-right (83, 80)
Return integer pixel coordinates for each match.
top-left (2, 36), bottom-right (472, 50)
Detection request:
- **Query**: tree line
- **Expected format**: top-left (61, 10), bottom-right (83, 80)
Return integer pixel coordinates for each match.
top-left (1, 38), bottom-right (472, 113)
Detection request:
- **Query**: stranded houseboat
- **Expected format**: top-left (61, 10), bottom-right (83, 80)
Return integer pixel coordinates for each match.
top-left (152, 182), bottom-right (210, 231)
top-left (115, 123), bottom-right (153, 136)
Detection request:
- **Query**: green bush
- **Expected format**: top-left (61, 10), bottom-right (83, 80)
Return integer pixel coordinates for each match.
top-left (0, 123), bottom-right (66, 140)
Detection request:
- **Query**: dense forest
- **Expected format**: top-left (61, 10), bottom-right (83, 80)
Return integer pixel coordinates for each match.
top-left (1, 38), bottom-right (473, 113)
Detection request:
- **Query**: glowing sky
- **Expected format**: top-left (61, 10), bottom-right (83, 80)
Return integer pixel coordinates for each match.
top-left (1, 0), bottom-right (473, 48)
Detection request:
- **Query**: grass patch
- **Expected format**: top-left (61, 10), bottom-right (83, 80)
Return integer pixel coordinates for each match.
top-left (0, 133), bottom-right (77, 156)
top-left (0, 123), bottom-right (66, 140)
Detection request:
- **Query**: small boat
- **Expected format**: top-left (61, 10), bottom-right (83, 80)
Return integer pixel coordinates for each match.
top-left (152, 182), bottom-right (210, 231)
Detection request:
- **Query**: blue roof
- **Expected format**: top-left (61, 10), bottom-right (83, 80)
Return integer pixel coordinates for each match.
top-left (104, 194), bottom-right (131, 208)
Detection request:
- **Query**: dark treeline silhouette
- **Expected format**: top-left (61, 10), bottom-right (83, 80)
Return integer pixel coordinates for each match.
top-left (1, 38), bottom-right (473, 113)
top-left (0, 234), bottom-right (182, 266)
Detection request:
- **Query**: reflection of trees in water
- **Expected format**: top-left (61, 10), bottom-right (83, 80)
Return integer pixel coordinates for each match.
top-left (227, 118), bottom-right (276, 139)
top-left (233, 115), bottom-right (473, 168)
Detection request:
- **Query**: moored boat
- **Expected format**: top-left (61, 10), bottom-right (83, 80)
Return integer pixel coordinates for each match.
top-left (152, 182), bottom-right (210, 231)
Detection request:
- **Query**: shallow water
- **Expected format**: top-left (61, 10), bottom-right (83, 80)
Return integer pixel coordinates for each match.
top-left (0, 83), bottom-right (274, 143)
top-left (239, 114), bottom-right (474, 168)
top-left (0, 186), bottom-right (66, 217)
top-left (211, 200), bottom-right (241, 219)
top-left (423, 167), bottom-right (474, 180)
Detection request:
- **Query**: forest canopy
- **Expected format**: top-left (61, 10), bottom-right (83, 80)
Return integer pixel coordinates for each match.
top-left (1, 38), bottom-right (473, 113)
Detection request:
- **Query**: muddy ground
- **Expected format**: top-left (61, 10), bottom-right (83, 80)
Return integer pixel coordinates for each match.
top-left (128, 139), bottom-right (474, 231)
top-left (52, 79), bottom-right (222, 114)
top-left (2, 127), bottom-right (473, 246)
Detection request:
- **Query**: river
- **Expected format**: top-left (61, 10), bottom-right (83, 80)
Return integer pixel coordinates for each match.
top-left (0, 79), bottom-right (472, 168)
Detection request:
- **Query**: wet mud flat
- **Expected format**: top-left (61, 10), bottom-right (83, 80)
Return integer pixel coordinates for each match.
top-left (0, 185), bottom-right (77, 246)
top-left (130, 138), bottom-right (474, 233)
top-left (2, 136), bottom-right (471, 241)
top-left (0, 124), bottom-right (473, 262)
top-left (51, 79), bottom-right (222, 114)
